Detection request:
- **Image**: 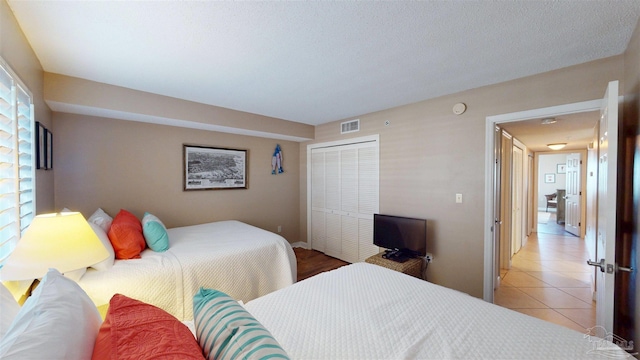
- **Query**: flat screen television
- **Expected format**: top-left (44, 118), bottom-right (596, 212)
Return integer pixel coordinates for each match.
top-left (373, 214), bottom-right (426, 262)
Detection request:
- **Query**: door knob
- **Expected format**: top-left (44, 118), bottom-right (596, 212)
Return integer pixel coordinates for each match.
top-left (587, 259), bottom-right (606, 272)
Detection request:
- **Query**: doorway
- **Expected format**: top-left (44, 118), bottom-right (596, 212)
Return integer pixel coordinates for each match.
top-left (487, 82), bottom-right (623, 336)
top-left (483, 99), bottom-right (603, 302)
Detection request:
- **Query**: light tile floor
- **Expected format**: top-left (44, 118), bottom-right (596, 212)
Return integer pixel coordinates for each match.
top-left (494, 212), bottom-right (596, 334)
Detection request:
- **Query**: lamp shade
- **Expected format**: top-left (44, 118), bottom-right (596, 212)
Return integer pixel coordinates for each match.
top-left (0, 212), bottom-right (109, 281)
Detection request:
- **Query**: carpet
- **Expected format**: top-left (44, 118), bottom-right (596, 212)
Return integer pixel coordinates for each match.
top-left (538, 212), bottom-right (551, 224)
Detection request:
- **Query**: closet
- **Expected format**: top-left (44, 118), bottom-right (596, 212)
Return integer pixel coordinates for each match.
top-left (309, 136), bottom-right (379, 263)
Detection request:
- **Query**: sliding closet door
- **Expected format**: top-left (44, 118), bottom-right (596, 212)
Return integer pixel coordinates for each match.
top-left (309, 137), bottom-right (379, 263)
top-left (311, 151), bottom-right (326, 253)
top-left (324, 150), bottom-right (341, 258)
top-left (357, 146), bottom-right (380, 260)
top-left (340, 148), bottom-right (359, 262)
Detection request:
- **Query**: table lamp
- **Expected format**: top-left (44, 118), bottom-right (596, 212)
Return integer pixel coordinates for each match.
top-left (0, 212), bottom-right (109, 281)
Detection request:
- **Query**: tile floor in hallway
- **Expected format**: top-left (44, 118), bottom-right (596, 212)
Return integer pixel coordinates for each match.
top-left (494, 212), bottom-right (596, 334)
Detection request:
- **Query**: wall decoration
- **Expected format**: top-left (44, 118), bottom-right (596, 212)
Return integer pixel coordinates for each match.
top-left (184, 145), bottom-right (247, 190)
top-left (557, 163), bottom-right (566, 174)
top-left (544, 173), bottom-right (556, 183)
top-left (271, 144), bottom-right (283, 174)
top-left (45, 129), bottom-right (53, 170)
top-left (35, 122), bottom-right (46, 170)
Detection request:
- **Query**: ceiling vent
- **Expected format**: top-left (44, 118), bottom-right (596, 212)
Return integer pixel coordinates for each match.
top-left (341, 119), bottom-right (360, 134)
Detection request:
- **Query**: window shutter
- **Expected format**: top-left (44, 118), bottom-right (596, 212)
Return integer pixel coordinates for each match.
top-left (16, 86), bottom-right (34, 233)
top-left (0, 60), bottom-right (34, 267)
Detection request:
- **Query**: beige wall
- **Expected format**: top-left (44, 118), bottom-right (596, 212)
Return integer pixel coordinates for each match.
top-left (0, 0), bottom-right (54, 213)
top-left (54, 112), bottom-right (301, 243)
top-left (300, 56), bottom-right (624, 298)
top-left (44, 73), bottom-right (314, 141)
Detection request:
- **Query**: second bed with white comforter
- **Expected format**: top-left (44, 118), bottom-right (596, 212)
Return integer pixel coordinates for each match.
top-left (78, 220), bottom-right (296, 320)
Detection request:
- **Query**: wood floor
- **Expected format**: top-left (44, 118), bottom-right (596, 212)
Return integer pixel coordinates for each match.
top-left (293, 247), bottom-right (348, 282)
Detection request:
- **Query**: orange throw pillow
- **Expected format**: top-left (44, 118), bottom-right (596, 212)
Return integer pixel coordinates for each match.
top-left (92, 294), bottom-right (204, 360)
top-left (107, 209), bottom-right (146, 259)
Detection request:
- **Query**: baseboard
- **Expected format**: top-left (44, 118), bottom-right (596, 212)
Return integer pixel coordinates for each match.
top-left (291, 242), bottom-right (309, 249)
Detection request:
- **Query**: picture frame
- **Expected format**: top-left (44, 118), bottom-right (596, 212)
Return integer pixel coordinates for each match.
top-left (184, 145), bottom-right (248, 190)
top-left (557, 163), bottom-right (566, 174)
top-left (544, 173), bottom-right (556, 183)
top-left (45, 129), bottom-right (53, 170)
top-left (35, 121), bottom-right (46, 170)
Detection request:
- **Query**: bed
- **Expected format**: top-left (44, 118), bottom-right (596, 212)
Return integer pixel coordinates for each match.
top-left (243, 262), bottom-right (629, 359)
top-left (1, 263), bottom-right (630, 359)
top-left (78, 220), bottom-right (296, 321)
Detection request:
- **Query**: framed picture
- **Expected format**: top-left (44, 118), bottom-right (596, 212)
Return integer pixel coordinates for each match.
top-left (45, 129), bottom-right (53, 170)
top-left (184, 145), bottom-right (248, 190)
top-left (35, 122), bottom-right (46, 170)
top-left (544, 173), bottom-right (556, 183)
top-left (557, 163), bottom-right (566, 174)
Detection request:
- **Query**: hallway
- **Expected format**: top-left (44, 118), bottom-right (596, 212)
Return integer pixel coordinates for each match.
top-left (494, 217), bottom-right (595, 333)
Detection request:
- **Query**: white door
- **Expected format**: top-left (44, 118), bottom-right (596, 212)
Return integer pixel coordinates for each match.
top-left (324, 150), bottom-right (341, 258)
top-left (311, 151), bottom-right (326, 252)
top-left (511, 145), bottom-right (523, 254)
top-left (308, 137), bottom-right (379, 263)
top-left (340, 148), bottom-right (359, 263)
top-left (590, 80), bottom-right (619, 333)
top-left (564, 153), bottom-right (581, 236)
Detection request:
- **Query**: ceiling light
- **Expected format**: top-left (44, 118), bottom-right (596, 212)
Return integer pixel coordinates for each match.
top-left (541, 118), bottom-right (557, 125)
top-left (547, 143), bottom-right (567, 150)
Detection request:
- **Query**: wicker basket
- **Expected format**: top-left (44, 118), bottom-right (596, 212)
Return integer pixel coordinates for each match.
top-left (365, 252), bottom-right (423, 279)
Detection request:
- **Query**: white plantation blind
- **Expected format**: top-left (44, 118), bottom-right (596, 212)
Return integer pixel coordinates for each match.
top-left (0, 59), bottom-right (35, 268)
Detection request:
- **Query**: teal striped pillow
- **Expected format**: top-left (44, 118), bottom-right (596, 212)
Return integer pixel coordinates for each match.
top-left (193, 288), bottom-right (289, 360)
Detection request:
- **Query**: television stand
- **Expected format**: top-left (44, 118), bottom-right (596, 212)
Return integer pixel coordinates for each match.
top-left (365, 252), bottom-right (425, 280)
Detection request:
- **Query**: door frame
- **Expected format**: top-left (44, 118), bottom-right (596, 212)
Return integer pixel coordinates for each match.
top-left (511, 140), bottom-right (525, 256)
top-left (483, 99), bottom-right (602, 302)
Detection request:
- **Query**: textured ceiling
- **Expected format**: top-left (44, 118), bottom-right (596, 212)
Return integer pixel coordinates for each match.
top-left (499, 112), bottom-right (599, 152)
top-left (7, 1), bottom-right (640, 126)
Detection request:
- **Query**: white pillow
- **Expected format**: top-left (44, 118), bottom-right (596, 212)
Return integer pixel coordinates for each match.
top-left (89, 222), bottom-right (115, 271)
top-left (0, 283), bottom-right (20, 339)
top-left (87, 208), bottom-right (113, 233)
top-left (0, 269), bottom-right (101, 359)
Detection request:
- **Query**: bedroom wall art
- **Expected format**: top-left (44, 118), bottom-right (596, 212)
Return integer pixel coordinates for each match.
top-left (35, 121), bottom-right (52, 170)
top-left (271, 144), bottom-right (283, 175)
top-left (183, 145), bottom-right (248, 190)
top-left (544, 173), bottom-right (556, 183)
top-left (46, 128), bottom-right (52, 170)
top-left (557, 163), bottom-right (566, 174)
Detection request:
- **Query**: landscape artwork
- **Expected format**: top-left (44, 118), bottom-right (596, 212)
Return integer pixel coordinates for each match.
top-left (184, 145), bottom-right (248, 190)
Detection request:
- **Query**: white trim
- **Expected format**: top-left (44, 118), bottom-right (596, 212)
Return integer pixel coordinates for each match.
top-left (306, 134), bottom-right (380, 249)
top-left (290, 242), bottom-right (309, 249)
top-left (483, 100), bottom-right (601, 303)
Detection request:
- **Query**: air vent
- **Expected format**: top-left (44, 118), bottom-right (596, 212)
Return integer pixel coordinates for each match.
top-left (341, 119), bottom-right (360, 134)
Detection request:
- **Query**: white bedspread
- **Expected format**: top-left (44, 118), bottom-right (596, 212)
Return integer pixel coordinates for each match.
top-left (245, 263), bottom-right (627, 359)
top-left (78, 220), bottom-right (296, 320)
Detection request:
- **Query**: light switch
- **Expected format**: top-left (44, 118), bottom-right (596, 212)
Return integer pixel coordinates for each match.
top-left (456, 193), bottom-right (463, 203)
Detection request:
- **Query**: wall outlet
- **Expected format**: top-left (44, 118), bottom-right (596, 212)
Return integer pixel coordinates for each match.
top-left (425, 253), bottom-right (433, 263)
top-left (455, 193), bottom-right (463, 203)
top-left (277, 225), bottom-right (282, 233)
